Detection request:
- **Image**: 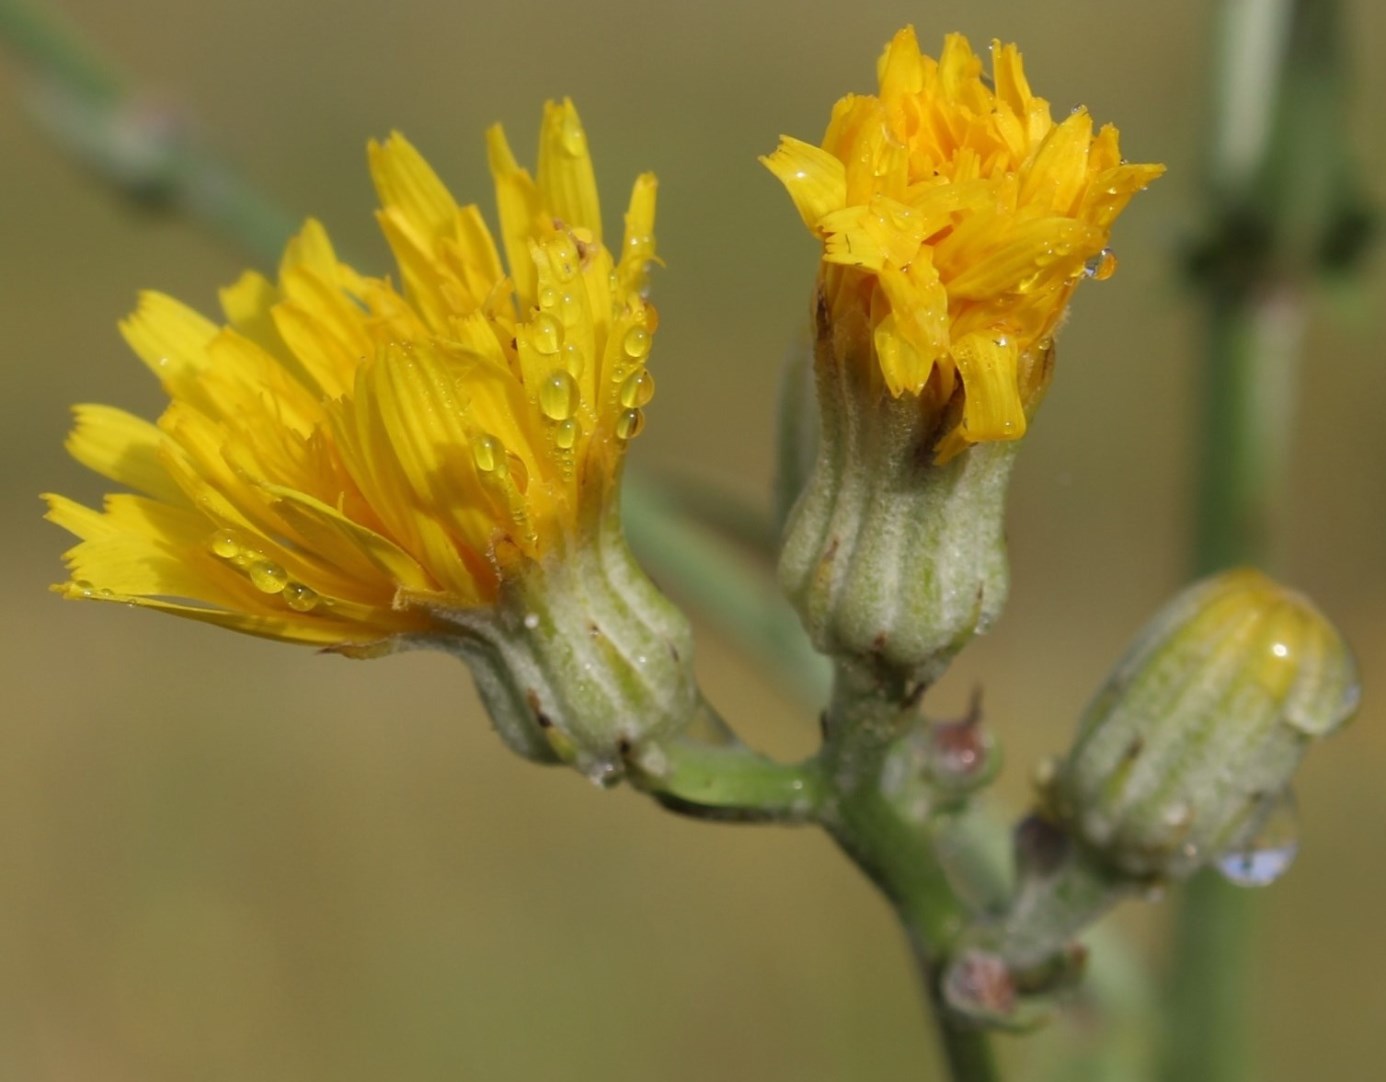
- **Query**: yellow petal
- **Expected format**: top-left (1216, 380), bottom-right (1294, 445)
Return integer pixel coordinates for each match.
top-left (951, 332), bottom-right (1026, 442)
top-left (760, 137), bottom-right (847, 230)
top-left (65, 404), bottom-right (187, 506)
top-left (537, 98), bottom-right (602, 242)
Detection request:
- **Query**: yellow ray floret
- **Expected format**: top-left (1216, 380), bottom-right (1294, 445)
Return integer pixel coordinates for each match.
top-left (762, 26), bottom-right (1164, 459)
top-left (46, 100), bottom-right (662, 651)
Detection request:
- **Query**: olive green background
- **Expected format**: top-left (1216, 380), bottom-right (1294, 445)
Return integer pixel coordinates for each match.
top-left (3, 1), bottom-right (1384, 1078)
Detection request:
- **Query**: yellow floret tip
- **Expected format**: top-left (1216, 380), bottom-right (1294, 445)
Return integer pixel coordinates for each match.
top-left (46, 102), bottom-right (662, 651)
top-left (763, 26), bottom-right (1164, 460)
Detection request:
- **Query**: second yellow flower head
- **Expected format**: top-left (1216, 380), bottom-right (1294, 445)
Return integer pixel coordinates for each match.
top-left (763, 27), bottom-right (1164, 459)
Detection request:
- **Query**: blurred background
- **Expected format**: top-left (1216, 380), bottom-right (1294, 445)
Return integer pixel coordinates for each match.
top-left (2, 0), bottom-right (1384, 1078)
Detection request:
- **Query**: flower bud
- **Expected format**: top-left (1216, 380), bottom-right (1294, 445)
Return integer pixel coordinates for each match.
top-left (1049, 568), bottom-right (1359, 880)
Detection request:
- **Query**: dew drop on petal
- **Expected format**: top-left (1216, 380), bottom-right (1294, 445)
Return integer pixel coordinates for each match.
top-left (1216, 792), bottom-right (1299, 888)
top-left (249, 559), bottom-right (289, 594)
top-left (560, 113), bottom-right (587, 156)
top-left (622, 325), bottom-right (651, 359)
top-left (472, 433), bottom-right (503, 474)
top-left (539, 286), bottom-right (558, 309)
top-left (618, 369), bottom-right (656, 409)
top-left (1083, 248), bottom-right (1117, 280)
top-left (209, 528), bottom-right (243, 559)
top-left (558, 291), bottom-right (582, 327)
top-left (283, 582), bottom-right (319, 612)
top-left (615, 408), bottom-right (645, 441)
top-left (530, 313), bottom-right (561, 355)
top-left (562, 342), bottom-right (585, 377)
top-left (555, 417), bottom-right (581, 450)
top-left (539, 370), bottom-right (579, 421)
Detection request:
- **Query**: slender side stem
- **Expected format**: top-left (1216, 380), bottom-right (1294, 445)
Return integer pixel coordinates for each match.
top-left (1164, 2), bottom-right (1368, 1081)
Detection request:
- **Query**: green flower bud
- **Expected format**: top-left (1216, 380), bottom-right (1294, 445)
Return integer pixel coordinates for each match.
top-left (430, 515), bottom-right (699, 786)
top-left (1049, 568), bottom-right (1359, 880)
top-left (778, 301), bottom-right (1030, 683)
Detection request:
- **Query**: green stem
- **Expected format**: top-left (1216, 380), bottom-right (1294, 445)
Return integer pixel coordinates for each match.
top-left (819, 662), bottom-right (997, 1082)
top-left (633, 732), bottom-right (827, 823)
top-left (1165, 2), bottom-right (1368, 1081)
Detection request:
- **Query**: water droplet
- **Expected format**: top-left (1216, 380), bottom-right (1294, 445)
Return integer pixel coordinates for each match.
top-left (96, 586), bottom-right (115, 598)
top-left (622, 325), bottom-right (651, 359)
top-left (994, 335), bottom-right (1010, 349)
top-left (209, 528), bottom-right (243, 559)
top-left (530, 313), bottom-right (561, 355)
top-left (615, 408), bottom-right (645, 441)
top-left (282, 582), bottom-right (319, 612)
top-left (558, 291), bottom-right (582, 327)
top-left (539, 370), bottom-right (579, 421)
top-left (1083, 248), bottom-right (1117, 281)
top-left (472, 433), bottom-right (503, 474)
top-left (555, 417), bottom-right (581, 450)
top-left (1217, 792), bottom-right (1299, 888)
top-left (560, 112), bottom-right (587, 156)
top-left (549, 235), bottom-right (579, 281)
top-left (249, 559), bottom-right (289, 594)
top-left (618, 369), bottom-right (656, 409)
top-left (523, 613), bottom-right (540, 630)
top-left (561, 342), bottom-right (585, 377)
top-left (539, 286), bottom-right (558, 309)
top-left (585, 758), bottom-right (621, 788)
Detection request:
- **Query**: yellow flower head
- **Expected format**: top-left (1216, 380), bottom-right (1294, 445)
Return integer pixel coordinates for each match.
top-left (46, 100), bottom-right (661, 652)
top-left (763, 27), bottom-right (1164, 459)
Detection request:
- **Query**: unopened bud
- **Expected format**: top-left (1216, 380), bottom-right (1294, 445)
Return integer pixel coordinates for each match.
top-left (1049, 568), bottom-right (1359, 880)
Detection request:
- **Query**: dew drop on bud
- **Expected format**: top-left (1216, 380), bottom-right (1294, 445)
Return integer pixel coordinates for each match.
top-left (1216, 791), bottom-right (1299, 888)
top-left (615, 408), bottom-right (645, 441)
top-left (539, 286), bottom-right (558, 309)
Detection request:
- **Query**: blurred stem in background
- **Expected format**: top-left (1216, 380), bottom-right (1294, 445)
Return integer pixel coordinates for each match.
top-left (0, 0), bottom-right (296, 265)
top-left (1167, 2), bottom-right (1374, 1081)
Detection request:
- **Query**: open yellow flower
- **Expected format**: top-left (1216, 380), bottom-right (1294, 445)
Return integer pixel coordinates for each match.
top-left (46, 100), bottom-right (661, 654)
top-left (763, 26), bottom-right (1164, 460)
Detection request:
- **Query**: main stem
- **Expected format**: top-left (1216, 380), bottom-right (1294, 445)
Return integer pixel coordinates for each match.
top-left (820, 662), bottom-right (999, 1082)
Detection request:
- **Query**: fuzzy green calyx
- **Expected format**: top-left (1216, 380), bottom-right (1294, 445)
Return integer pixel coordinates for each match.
top-left (431, 514), bottom-right (698, 785)
top-left (778, 300), bottom-right (1022, 684)
top-left (1049, 568), bottom-right (1359, 880)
